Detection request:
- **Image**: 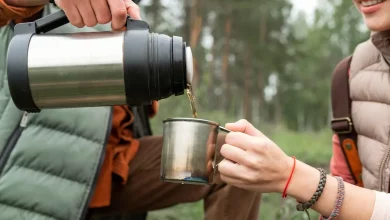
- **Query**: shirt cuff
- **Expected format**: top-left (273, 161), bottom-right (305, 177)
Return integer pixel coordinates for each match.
top-left (371, 191), bottom-right (390, 220)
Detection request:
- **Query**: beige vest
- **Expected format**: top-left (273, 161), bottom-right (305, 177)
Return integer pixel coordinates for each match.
top-left (350, 31), bottom-right (390, 192)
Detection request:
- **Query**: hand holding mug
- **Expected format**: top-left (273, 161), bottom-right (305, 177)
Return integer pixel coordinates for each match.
top-left (218, 119), bottom-right (293, 193)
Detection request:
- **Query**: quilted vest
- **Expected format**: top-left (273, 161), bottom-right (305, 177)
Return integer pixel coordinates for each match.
top-left (0, 5), bottom-right (113, 220)
top-left (350, 31), bottom-right (390, 192)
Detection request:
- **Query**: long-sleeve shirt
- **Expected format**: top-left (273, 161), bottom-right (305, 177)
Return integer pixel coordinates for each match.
top-left (371, 191), bottom-right (390, 220)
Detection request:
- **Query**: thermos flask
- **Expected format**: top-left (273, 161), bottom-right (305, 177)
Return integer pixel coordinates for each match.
top-left (6, 10), bottom-right (193, 113)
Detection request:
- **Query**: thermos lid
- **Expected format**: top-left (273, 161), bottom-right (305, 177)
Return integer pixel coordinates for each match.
top-left (185, 47), bottom-right (194, 85)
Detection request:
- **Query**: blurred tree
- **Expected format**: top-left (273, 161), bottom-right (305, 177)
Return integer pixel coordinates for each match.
top-left (141, 0), bottom-right (369, 132)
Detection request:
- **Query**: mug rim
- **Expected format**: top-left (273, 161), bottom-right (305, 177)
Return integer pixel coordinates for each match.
top-left (163, 117), bottom-right (219, 126)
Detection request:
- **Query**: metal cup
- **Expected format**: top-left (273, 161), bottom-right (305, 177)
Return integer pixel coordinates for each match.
top-left (160, 117), bottom-right (230, 185)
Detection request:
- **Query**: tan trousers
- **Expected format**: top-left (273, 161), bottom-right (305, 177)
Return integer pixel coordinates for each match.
top-left (89, 135), bottom-right (261, 220)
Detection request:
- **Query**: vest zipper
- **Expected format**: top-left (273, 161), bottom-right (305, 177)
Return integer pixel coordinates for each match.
top-left (80, 107), bottom-right (113, 220)
top-left (379, 146), bottom-right (390, 191)
top-left (0, 112), bottom-right (29, 174)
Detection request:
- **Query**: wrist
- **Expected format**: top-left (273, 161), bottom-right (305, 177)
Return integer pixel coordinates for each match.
top-left (277, 155), bottom-right (296, 194)
top-left (286, 160), bottom-right (321, 201)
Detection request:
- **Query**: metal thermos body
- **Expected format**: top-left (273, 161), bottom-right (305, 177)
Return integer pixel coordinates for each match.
top-left (27, 32), bottom-right (127, 108)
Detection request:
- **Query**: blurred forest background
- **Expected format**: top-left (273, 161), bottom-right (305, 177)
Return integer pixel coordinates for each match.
top-left (138, 0), bottom-right (371, 219)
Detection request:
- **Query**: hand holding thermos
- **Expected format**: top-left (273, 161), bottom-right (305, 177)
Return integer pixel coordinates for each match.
top-left (54, 0), bottom-right (141, 29)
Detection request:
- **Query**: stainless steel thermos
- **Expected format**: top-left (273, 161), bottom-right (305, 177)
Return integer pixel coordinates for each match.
top-left (7, 10), bottom-right (193, 113)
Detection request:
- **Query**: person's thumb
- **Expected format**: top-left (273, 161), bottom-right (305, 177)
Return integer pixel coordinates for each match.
top-left (225, 119), bottom-right (264, 137)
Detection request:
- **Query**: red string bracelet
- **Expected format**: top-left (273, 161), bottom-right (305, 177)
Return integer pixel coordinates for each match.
top-left (282, 156), bottom-right (296, 198)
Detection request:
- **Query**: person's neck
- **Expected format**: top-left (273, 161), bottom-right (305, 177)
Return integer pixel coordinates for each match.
top-left (371, 30), bottom-right (390, 64)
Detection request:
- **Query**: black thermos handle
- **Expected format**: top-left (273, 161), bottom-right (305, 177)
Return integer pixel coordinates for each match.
top-left (13, 1), bottom-right (145, 35)
top-left (33, 9), bottom-right (148, 34)
top-left (35, 10), bottom-right (69, 33)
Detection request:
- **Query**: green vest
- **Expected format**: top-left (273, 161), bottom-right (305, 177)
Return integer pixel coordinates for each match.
top-left (0, 5), bottom-right (113, 220)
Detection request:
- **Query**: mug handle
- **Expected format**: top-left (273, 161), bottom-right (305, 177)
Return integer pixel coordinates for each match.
top-left (219, 126), bottom-right (232, 134)
top-left (214, 126), bottom-right (232, 168)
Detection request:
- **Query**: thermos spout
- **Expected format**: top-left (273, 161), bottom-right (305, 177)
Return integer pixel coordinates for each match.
top-left (6, 10), bottom-right (193, 113)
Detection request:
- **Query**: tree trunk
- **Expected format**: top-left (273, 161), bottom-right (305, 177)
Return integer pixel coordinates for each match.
top-left (182, 1), bottom-right (191, 41)
top-left (259, 8), bottom-right (267, 44)
top-left (221, 14), bottom-right (232, 110)
top-left (189, 0), bottom-right (203, 87)
top-left (274, 89), bottom-right (282, 124)
top-left (257, 9), bottom-right (267, 118)
top-left (243, 49), bottom-right (253, 121)
top-left (151, 0), bottom-right (161, 29)
top-left (208, 44), bottom-right (216, 108)
top-left (257, 70), bottom-right (264, 124)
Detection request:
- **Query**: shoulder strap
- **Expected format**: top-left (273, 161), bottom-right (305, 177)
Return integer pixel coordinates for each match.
top-left (330, 55), bottom-right (363, 187)
top-left (8, 20), bottom-right (15, 31)
top-left (131, 105), bottom-right (153, 138)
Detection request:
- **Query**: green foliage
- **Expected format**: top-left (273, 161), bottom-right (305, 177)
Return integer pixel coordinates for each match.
top-left (276, 1), bottom-right (369, 131)
top-left (147, 202), bottom-right (204, 220)
top-left (147, 196), bottom-right (321, 220)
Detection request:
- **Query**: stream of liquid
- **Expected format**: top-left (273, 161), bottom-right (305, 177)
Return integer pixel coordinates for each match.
top-left (186, 84), bottom-right (198, 118)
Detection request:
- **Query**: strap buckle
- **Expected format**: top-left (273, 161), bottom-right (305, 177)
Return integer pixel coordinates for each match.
top-left (331, 117), bottom-right (353, 134)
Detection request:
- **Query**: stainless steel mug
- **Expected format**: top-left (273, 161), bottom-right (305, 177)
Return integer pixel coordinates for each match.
top-left (161, 118), bottom-right (230, 185)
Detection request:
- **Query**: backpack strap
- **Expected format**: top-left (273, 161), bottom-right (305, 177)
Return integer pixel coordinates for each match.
top-left (330, 55), bottom-right (363, 187)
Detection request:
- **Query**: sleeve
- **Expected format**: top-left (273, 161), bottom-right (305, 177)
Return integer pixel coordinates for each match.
top-left (147, 100), bottom-right (159, 118)
top-left (370, 191), bottom-right (390, 220)
top-left (0, 0), bottom-right (44, 26)
top-left (329, 134), bottom-right (355, 184)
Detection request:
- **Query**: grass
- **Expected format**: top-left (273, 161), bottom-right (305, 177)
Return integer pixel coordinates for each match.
top-left (146, 97), bottom-right (332, 219)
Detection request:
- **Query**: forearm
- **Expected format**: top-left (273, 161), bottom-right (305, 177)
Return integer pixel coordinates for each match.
top-left (4, 0), bottom-right (48, 7)
top-left (287, 161), bottom-right (375, 220)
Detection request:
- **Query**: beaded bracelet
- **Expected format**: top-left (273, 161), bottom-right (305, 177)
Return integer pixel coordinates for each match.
top-left (296, 168), bottom-right (327, 212)
top-left (320, 176), bottom-right (345, 220)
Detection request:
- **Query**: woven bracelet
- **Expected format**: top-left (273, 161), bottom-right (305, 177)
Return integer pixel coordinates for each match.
top-left (296, 168), bottom-right (327, 212)
top-left (321, 176), bottom-right (345, 220)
